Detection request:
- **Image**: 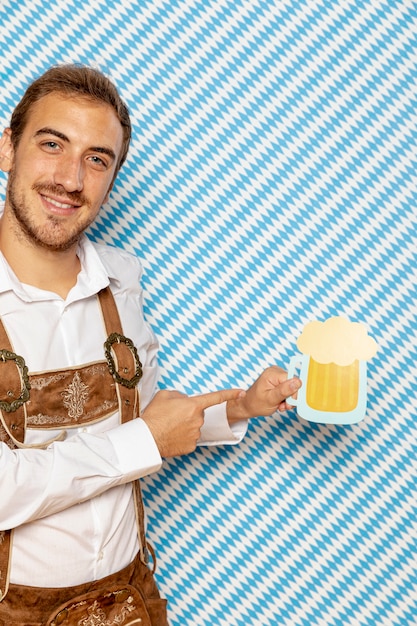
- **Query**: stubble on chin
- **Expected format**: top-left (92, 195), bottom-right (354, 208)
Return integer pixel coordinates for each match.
top-left (6, 169), bottom-right (93, 252)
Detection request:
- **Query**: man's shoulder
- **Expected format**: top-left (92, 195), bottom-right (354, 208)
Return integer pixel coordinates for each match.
top-left (86, 238), bottom-right (144, 284)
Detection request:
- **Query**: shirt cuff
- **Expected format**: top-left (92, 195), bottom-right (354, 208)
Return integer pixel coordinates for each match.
top-left (198, 402), bottom-right (248, 446)
top-left (106, 418), bottom-right (162, 479)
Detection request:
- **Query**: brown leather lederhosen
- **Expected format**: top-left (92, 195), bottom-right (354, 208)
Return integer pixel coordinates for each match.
top-left (0, 287), bottom-right (168, 626)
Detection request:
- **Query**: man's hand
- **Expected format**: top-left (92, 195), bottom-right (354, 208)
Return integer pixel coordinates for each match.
top-left (142, 388), bottom-right (245, 458)
top-left (226, 366), bottom-right (301, 423)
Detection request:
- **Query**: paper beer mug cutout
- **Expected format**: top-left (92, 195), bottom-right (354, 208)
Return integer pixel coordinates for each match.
top-left (287, 317), bottom-right (377, 425)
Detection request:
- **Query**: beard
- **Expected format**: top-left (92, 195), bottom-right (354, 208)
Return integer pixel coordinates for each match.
top-left (7, 167), bottom-right (97, 252)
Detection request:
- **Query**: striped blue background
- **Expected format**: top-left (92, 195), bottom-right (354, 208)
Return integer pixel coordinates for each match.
top-left (1, 1), bottom-right (416, 624)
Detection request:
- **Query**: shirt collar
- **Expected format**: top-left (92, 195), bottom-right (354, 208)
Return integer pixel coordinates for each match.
top-left (0, 204), bottom-right (118, 303)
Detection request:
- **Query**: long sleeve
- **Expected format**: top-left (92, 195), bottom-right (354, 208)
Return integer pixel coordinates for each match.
top-left (0, 418), bottom-right (161, 530)
top-left (200, 403), bottom-right (248, 445)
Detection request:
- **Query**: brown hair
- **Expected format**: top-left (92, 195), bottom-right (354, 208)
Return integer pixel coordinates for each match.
top-left (9, 63), bottom-right (131, 173)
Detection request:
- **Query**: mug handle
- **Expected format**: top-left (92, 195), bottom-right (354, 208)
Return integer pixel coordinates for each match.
top-left (286, 354), bottom-right (303, 405)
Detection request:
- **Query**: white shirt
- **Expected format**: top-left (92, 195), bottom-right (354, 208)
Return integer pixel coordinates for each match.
top-left (0, 233), bottom-right (246, 587)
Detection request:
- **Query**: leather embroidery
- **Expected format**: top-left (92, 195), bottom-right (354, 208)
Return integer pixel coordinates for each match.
top-left (30, 371), bottom-right (70, 391)
top-left (48, 590), bottom-right (139, 626)
top-left (62, 372), bottom-right (90, 420)
top-left (77, 596), bottom-right (136, 626)
top-left (26, 363), bottom-right (119, 429)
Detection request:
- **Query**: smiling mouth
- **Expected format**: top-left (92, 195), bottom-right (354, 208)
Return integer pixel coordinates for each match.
top-left (39, 192), bottom-right (85, 217)
top-left (33, 183), bottom-right (86, 212)
top-left (42, 195), bottom-right (81, 210)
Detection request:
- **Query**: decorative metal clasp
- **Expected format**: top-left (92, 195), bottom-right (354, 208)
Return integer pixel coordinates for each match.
top-left (0, 349), bottom-right (31, 412)
top-left (104, 333), bottom-right (143, 389)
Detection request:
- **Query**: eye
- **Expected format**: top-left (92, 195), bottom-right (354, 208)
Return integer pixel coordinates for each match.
top-left (41, 140), bottom-right (60, 151)
top-left (88, 154), bottom-right (108, 169)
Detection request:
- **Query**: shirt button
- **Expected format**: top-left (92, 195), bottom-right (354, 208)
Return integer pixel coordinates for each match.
top-left (98, 551), bottom-right (104, 560)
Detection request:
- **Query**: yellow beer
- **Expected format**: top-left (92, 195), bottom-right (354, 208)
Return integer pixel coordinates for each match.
top-left (306, 358), bottom-right (360, 412)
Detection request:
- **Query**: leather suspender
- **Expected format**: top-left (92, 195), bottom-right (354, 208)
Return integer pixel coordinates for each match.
top-left (98, 287), bottom-right (149, 567)
top-left (0, 287), bottom-right (149, 600)
top-left (0, 322), bottom-right (29, 448)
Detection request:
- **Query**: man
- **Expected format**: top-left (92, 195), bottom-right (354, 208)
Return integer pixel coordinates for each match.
top-left (0, 64), bottom-right (300, 625)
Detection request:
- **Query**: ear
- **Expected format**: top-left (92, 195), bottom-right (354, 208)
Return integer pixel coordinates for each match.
top-left (0, 129), bottom-right (14, 173)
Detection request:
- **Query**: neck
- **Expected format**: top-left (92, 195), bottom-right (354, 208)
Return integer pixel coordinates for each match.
top-left (0, 213), bottom-right (81, 299)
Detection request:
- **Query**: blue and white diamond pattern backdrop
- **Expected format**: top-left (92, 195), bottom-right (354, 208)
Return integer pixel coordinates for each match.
top-left (0, 1), bottom-right (416, 624)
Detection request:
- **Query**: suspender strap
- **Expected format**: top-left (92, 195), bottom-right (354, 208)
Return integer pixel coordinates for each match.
top-left (0, 320), bottom-right (27, 447)
top-left (0, 325), bottom-right (24, 598)
top-left (99, 287), bottom-right (142, 423)
top-left (0, 530), bottom-right (12, 602)
top-left (98, 288), bottom-right (149, 565)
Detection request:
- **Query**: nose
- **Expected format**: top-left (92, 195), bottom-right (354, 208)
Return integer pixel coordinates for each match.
top-left (53, 156), bottom-right (84, 192)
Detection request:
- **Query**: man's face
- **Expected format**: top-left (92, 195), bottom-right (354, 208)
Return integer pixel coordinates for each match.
top-left (2, 92), bottom-right (124, 251)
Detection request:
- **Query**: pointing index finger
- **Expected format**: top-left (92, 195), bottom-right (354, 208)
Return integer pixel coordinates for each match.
top-left (195, 388), bottom-right (245, 410)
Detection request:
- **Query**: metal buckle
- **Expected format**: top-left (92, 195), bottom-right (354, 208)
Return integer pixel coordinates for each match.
top-left (104, 333), bottom-right (143, 389)
top-left (0, 349), bottom-right (31, 412)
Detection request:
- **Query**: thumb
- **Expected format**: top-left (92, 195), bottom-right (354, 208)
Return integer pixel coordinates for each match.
top-left (281, 376), bottom-right (302, 399)
top-left (195, 388), bottom-right (246, 410)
